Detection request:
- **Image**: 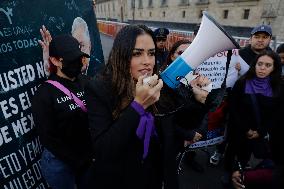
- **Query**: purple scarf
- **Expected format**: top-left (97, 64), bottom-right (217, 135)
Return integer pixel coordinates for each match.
top-left (245, 77), bottom-right (273, 97)
top-left (131, 101), bottom-right (156, 159)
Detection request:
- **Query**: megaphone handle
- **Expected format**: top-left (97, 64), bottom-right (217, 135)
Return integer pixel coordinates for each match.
top-left (221, 50), bottom-right (232, 89)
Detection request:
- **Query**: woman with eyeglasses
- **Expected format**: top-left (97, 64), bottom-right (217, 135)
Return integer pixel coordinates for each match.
top-left (228, 51), bottom-right (283, 189)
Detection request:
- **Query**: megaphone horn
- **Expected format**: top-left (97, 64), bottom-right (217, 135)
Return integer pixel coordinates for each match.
top-left (160, 11), bottom-right (240, 89)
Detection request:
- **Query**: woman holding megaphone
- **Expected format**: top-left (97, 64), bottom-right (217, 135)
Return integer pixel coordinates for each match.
top-left (85, 25), bottom-right (211, 189)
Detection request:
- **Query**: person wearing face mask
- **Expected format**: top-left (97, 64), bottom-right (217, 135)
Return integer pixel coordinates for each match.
top-left (39, 18), bottom-right (104, 78)
top-left (32, 34), bottom-right (95, 189)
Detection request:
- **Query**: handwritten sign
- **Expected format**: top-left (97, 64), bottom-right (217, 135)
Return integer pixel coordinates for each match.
top-left (196, 49), bottom-right (249, 89)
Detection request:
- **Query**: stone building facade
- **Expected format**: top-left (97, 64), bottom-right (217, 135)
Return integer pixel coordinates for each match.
top-left (95, 0), bottom-right (284, 41)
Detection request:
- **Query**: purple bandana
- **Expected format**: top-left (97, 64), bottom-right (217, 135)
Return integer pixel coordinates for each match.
top-left (245, 77), bottom-right (273, 97)
top-left (131, 101), bottom-right (156, 159)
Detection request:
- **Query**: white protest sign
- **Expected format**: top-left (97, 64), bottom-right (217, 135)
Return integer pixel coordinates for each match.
top-left (196, 49), bottom-right (249, 89)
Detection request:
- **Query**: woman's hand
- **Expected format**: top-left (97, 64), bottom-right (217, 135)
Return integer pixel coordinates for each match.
top-left (38, 25), bottom-right (52, 75)
top-left (190, 75), bottom-right (210, 104)
top-left (246, 129), bottom-right (259, 139)
top-left (232, 171), bottom-right (245, 189)
top-left (184, 132), bottom-right (202, 146)
top-left (192, 132), bottom-right (202, 143)
top-left (134, 74), bottom-right (163, 109)
top-left (235, 62), bottom-right (241, 72)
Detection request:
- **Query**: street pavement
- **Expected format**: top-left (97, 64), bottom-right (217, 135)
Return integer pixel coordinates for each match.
top-left (99, 33), bottom-right (233, 189)
top-left (178, 147), bottom-right (230, 189)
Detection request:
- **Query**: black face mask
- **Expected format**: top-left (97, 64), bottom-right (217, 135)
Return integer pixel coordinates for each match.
top-left (61, 57), bottom-right (82, 78)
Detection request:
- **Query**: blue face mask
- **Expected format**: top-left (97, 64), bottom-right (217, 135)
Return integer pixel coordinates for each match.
top-left (61, 57), bottom-right (83, 78)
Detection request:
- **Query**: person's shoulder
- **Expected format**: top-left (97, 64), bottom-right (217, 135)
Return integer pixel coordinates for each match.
top-left (77, 74), bottom-right (92, 87)
top-left (34, 75), bottom-right (63, 97)
top-left (239, 45), bottom-right (251, 54)
top-left (85, 74), bottom-right (111, 96)
top-left (32, 80), bottom-right (53, 104)
top-left (36, 80), bottom-right (52, 93)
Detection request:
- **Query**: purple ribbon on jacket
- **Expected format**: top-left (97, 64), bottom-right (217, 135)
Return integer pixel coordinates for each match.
top-left (131, 101), bottom-right (156, 159)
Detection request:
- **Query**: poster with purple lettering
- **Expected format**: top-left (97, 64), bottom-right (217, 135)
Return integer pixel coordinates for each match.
top-left (0, 0), bottom-right (104, 188)
top-left (188, 49), bottom-right (249, 149)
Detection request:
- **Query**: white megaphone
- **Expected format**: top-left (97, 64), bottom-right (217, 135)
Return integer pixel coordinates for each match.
top-left (160, 11), bottom-right (240, 89)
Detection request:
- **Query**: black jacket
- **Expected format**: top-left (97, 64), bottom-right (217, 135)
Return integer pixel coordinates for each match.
top-left (227, 79), bottom-right (280, 164)
top-left (239, 45), bottom-right (272, 66)
top-left (32, 74), bottom-right (93, 173)
top-left (85, 77), bottom-right (207, 189)
top-left (156, 50), bottom-right (169, 70)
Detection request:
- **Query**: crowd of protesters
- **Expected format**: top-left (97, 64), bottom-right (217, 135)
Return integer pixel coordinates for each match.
top-left (32, 21), bottom-right (284, 189)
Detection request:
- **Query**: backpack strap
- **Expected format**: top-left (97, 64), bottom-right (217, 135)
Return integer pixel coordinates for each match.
top-left (46, 80), bottom-right (87, 112)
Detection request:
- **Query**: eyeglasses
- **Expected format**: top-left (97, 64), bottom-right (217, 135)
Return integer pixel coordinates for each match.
top-left (176, 50), bottom-right (184, 55)
top-left (156, 38), bottom-right (167, 42)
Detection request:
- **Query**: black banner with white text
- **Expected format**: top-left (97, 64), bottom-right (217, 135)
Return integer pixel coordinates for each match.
top-left (0, 0), bottom-right (104, 187)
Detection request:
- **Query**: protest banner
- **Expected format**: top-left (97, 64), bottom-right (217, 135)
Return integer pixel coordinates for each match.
top-left (196, 49), bottom-right (249, 89)
top-left (0, 1), bottom-right (104, 188)
top-left (191, 50), bottom-right (249, 148)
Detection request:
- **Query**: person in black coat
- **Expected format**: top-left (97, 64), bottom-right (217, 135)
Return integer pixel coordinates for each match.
top-left (154, 27), bottom-right (170, 70)
top-left (229, 51), bottom-right (282, 189)
top-left (85, 25), bottom-right (210, 189)
top-left (32, 35), bottom-right (95, 189)
top-left (239, 24), bottom-right (272, 66)
top-left (159, 39), bottom-right (208, 172)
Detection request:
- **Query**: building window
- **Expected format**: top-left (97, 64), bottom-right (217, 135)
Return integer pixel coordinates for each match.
top-left (131, 0), bottom-right (135, 9)
top-left (161, 0), bottom-right (167, 7)
top-left (148, 0), bottom-right (153, 7)
top-left (196, 0), bottom-right (209, 5)
top-left (138, 0), bottom-right (143, 9)
top-left (140, 11), bottom-right (142, 17)
top-left (243, 9), bottom-right (250, 19)
top-left (149, 11), bottom-right (152, 17)
top-left (113, 2), bottom-right (115, 11)
top-left (180, 0), bottom-right (189, 6)
top-left (199, 10), bottom-right (203, 18)
top-left (182, 10), bottom-right (186, 18)
top-left (223, 10), bottom-right (228, 19)
top-left (162, 11), bottom-right (166, 17)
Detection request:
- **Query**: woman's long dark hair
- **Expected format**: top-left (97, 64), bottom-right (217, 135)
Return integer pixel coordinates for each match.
top-left (160, 39), bottom-right (191, 72)
top-left (102, 25), bottom-right (157, 118)
top-left (239, 50), bottom-right (282, 96)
